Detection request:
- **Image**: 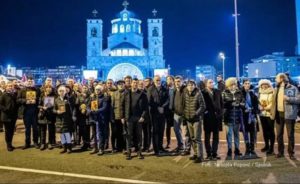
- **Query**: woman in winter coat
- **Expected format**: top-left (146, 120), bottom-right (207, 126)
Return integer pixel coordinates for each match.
top-left (38, 84), bottom-right (56, 150)
top-left (53, 85), bottom-right (76, 154)
top-left (258, 79), bottom-right (275, 155)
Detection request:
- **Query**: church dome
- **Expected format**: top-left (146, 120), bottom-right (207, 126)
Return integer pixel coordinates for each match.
top-left (115, 9), bottom-right (138, 20)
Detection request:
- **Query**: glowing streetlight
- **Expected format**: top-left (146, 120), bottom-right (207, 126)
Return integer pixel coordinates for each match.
top-left (219, 52), bottom-right (226, 79)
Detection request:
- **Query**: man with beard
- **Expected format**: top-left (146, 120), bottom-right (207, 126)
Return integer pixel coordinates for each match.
top-left (147, 75), bottom-right (169, 156)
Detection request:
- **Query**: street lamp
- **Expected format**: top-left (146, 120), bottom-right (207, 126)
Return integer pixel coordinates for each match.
top-left (219, 52), bottom-right (226, 79)
top-left (233, 0), bottom-right (240, 78)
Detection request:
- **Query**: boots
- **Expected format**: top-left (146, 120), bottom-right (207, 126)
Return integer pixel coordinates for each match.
top-left (261, 144), bottom-right (269, 152)
top-left (80, 143), bottom-right (89, 151)
top-left (90, 144), bottom-right (99, 154)
top-left (7, 143), bottom-right (14, 152)
top-left (245, 143), bottom-right (250, 156)
top-left (67, 144), bottom-right (72, 154)
top-left (250, 143), bottom-right (257, 158)
top-left (98, 149), bottom-right (104, 156)
top-left (60, 144), bottom-right (67, 154)
top-left (194, 157), bottom-right (203, 163)
top-left (126, 149), bottom-right (132, 160)
top-left (234, 148), bottom-right (242, 160)
top-left (227, 148), bottom-right (232, 157)
top-left (138, 151), bottom-right (144, 160)
top-left (40, 144), bottom-right (47, 151)
top-left (266, 144), bottom-right (274, 155)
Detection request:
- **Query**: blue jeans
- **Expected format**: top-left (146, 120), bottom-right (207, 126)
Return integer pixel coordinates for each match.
top-left (93, 121), bottom-right (107, 150)
top-left (173, 113), bottom-right (184, 149)
top-left (226, 123), bottom-right (240, 150)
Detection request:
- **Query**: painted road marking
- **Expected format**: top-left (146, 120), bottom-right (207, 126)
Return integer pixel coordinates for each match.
top-left (0, 166), bottom-right (161, 184)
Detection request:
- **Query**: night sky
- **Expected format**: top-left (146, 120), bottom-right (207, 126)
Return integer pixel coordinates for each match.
top-left (0, 0), bottom-right (297, 77)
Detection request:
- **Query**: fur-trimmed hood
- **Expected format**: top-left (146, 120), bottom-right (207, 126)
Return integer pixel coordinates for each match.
top-left (258, 79), bottom-right (272, 88)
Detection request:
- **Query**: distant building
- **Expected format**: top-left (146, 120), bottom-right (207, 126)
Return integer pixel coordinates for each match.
top-left (195, 65), bottom-right (216, 82)
top-left (20, 66), bottom-right (84, 85)
top-left (296, 0), bottom-right (300, 55)
top-left (243, 52), bottom-right (300, 81)
top-left (87, 1), bottom-right (165, 81)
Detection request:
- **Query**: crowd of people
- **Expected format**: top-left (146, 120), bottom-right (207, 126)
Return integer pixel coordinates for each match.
top-left (0, 73), bottom-right (298, 163)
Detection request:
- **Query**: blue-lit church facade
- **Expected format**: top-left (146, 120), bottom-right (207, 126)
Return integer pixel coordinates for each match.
top-left (86, 3), bottom-right (165, 81)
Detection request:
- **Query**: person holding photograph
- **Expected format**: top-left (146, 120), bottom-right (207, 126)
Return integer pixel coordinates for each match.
top-left (17, 76), bottom-right (41, 149)
top-left (53, 85), bottom-right (74, 154)
top-left (38, 84), bottom-right (56, 150)
top-left (88, 84), bottom-right (109, 156)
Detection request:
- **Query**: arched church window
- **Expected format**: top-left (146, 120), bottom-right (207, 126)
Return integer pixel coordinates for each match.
top-left (120, 25), bottom-right (125, 33)
top-left (112, 24), bottom-right (118, 33)
top-left (152, 27), bottom-right (159, 37)
top-left (91, 27), bottom-right (97, 37)
top-left (126, 25), bottom-right (131, 32)
top-left (133, 24), bottom-right (136, 32)
top-left (154, 49), bottom-right (158, 55)
top-left (123, 13), bottom-right (128, 21)
top-left (129, 49), bottom-right (134, 56)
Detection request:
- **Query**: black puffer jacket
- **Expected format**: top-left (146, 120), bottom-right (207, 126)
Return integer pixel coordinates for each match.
top-left (222, 89), bottom-right (245, 125)
top-left (183, 88), bottom-right (206, 123)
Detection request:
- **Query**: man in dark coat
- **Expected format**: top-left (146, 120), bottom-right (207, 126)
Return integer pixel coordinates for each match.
top-left (122, 78), bottom-right (148, 160)
top-left (147, 75), bottom-right (169, 156)
top-left (142, 78), bottom-right (153, 152)
top-left (0, 80), bottom-right (5, 132)
top-left (0, 82), bottom-right (18, 151)
top-left (202, 79), bottom-right (223, 160)
top-left (241, 79), bottom-right (260, 159)
top-left (17, 77), bottom-right (41, 149)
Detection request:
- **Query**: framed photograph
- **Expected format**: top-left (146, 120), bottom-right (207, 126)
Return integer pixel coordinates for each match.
top-left (91, 100), bottom-right (98, 111)
top-left (58, 104), bottom-right (66, 113)
top-left (44, 97), bottom-right (54, 108)
top-left (26, 91), bottom-right (36, 101)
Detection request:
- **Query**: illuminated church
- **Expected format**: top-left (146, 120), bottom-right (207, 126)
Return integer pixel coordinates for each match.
top-left (86, 1), bottom-right (165, 81)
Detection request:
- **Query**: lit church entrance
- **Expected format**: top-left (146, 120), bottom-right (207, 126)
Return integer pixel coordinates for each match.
top-left (106, 63), bottom-right (144, 81)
